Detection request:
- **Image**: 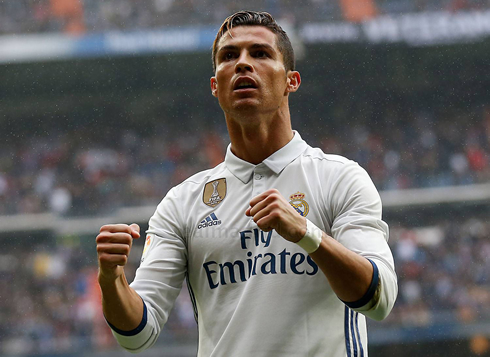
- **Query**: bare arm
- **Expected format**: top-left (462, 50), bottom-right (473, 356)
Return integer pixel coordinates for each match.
top-left (96, 223), bottom-right (144, 331)
top-left (308, 232), bottom-right (373, 303)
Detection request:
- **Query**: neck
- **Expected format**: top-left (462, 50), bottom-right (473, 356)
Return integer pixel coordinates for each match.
top-left (225, 105), bottom-right (294, 164)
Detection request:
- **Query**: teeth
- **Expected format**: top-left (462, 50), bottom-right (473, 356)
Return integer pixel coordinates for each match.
top-left (238, 81), bottom-right (252, 88)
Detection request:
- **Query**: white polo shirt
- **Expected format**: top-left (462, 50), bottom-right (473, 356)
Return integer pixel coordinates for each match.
top-left (109, 131), bottom-right (397, 357)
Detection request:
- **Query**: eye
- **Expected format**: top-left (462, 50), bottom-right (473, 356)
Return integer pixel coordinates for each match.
top-left (255, 50), bottom-right (268, 58)
top-left (223, 52), bottom-right (236, 61)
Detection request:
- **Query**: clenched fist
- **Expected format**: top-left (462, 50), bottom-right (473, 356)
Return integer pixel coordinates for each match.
top-left (96, 223), bottom-right (140, 282)
top-left (245, 189), bottom-right (306, 243)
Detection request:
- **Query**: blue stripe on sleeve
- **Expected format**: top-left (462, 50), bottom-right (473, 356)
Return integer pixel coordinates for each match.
top-left (355, 312), bottom-right (365, 357)
top-left (344, 306), bottom-right (351, 357)
top-left (106, 299), bottom-right (148, 336)
top-left (350, 309), bottom-right (358, 357)
top-left (342, 259), bottom-right (379, 309)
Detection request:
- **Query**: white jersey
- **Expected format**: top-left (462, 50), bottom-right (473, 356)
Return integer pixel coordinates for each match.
top-left (109, 132), bottom-right (397, 357)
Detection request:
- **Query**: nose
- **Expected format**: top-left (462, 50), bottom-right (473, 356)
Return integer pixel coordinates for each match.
top-left (235, 51), bottom-right (254, 74)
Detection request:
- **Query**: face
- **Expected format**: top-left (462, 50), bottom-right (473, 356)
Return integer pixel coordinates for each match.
top-left (211, 26), bottom-right (300, 119)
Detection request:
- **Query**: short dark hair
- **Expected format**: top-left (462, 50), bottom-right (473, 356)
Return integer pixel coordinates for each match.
top-left (212, 11), bottom-right (295, 73)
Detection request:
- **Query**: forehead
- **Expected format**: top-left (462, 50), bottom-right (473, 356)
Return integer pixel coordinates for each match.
top-left (217, 25), bottom-right (279, 51)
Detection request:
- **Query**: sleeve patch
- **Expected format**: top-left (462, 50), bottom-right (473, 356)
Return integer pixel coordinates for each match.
top-left (141, 234), bottom-right (153, 263)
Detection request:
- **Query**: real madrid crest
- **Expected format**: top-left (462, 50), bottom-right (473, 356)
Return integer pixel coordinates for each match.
top-left (289, 191), bottom-right (309, 217)
top-left (203, 178), bottom-right (226, 207)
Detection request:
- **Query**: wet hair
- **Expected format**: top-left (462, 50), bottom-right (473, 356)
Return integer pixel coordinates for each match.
top-left (212, 11), bottom-right (295, 73)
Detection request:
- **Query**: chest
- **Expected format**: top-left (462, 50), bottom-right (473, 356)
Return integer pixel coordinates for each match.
top-left (185, 166), bottom-right (328, 276)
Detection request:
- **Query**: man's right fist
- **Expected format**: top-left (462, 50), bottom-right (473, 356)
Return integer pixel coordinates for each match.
top-left (96, 223), bottom-right (140, 281)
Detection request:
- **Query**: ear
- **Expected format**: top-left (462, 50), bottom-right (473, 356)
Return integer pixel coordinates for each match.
top-left (285, 71), bottom-right (301, 94)
top-left (210, 77), bottom-right (218, 97)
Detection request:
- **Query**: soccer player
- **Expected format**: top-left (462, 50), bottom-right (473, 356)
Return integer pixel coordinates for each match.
top-left (96, 10), bottom-right (397, 356)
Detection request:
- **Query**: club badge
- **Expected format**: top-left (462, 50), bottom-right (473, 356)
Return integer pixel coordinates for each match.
top-left (289, 191), bottom-right (309, 217)
top-left (203, 178), bottom-right (227, 207)
top-left (141, 234), bottom-right (152, 262)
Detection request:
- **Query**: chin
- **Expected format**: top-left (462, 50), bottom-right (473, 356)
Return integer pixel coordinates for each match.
top-left (235, 106), bottom-right (265, 118)
top-left (228, 99), bottom-right (260, 111)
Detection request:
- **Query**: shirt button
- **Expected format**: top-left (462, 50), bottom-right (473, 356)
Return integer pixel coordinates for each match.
top-left (254, 174), bottom-right (263, 180)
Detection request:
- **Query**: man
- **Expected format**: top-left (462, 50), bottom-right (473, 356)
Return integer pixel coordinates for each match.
top-left (96, 10), bottom-right (397, 356)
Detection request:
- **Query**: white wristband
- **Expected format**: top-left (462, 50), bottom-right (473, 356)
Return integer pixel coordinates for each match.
top-left (296, 219), bottom-right (323, 254)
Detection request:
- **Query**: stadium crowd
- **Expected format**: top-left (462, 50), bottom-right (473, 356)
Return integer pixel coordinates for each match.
top-left (1, 1), bottom-right (489, 356)
top-left (0, 216), bottom-right (488, 355)
top-left (0, 236), bottom-right (196, 355)
top-left (388, 217), bottom-right (490, 328)
top-left (0, 106), bottom-right (488, 217)
top-left (1, 0), bottom-right (489, 35)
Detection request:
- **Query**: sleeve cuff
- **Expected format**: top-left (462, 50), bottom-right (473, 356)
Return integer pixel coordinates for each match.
top-left (341, 259), bottom-right (379, 309)
top-left (106, 299), bottom-right (148, 336)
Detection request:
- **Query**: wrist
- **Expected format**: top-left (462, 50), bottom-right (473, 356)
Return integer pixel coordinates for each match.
top-left (296, 219), bottom-right (323, 254)
top-left (98, 267), bottom-right (124, 287)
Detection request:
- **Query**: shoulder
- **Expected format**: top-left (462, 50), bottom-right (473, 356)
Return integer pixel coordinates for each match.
top-left (149, 162), bottom-right (227, 234)
top-left (300, 145), bottom-right (362, 174)
top-left (155, 161), bottom-right (229, 217)
top-left (301, 145), bottom-right (351, 164)
top-left (297, 144), bottom-right (376, 197)
top-left (169, 162), bottom-right (227, 197)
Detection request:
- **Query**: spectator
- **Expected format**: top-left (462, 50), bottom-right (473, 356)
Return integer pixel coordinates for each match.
top-left (2, 0), bottom-right (488, 35)
top-left (1, 106), bottom-right (490, 216)
top-left (1, 216), bottom-right (489, 355)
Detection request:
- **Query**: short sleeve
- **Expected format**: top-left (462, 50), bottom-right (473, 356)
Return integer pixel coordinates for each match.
top-left (110, 187), bottom-right (188, 352)
top-left (328, 162), bottom-right (398, 321)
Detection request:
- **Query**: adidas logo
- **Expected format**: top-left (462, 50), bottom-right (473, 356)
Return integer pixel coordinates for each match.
top-left (198, 212), bottom-right (222, 229)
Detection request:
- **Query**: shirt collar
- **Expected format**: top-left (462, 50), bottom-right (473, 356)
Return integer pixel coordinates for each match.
top-left (225, 131), bottom-right (308, 183)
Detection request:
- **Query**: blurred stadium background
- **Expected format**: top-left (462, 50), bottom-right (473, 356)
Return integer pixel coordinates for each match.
top-left (1, 0), bottom-right (490, 356)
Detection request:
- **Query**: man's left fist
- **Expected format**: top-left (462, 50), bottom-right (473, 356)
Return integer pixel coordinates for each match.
top-left (245, 189), bottom-right (307, 243)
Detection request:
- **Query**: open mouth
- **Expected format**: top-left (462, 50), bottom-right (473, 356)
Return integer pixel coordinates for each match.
top-left (234, 77), bottom-right (258, 91)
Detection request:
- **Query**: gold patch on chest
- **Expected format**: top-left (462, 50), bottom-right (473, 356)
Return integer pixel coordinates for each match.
top-left (203, 178), bottom-right (227, 207)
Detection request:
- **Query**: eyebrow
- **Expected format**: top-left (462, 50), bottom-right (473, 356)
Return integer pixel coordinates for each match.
top-left (218, 43), bottom-right (276, 54)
